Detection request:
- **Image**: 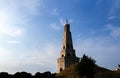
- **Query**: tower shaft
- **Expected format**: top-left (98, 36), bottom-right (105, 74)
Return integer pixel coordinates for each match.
top-left (57, 22), bottom-right (79, 73)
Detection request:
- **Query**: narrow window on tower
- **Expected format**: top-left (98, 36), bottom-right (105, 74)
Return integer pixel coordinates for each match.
top-left (61, 55), bottom-right (64, 57)
top-left (60, 68), bottom-right (62, 71)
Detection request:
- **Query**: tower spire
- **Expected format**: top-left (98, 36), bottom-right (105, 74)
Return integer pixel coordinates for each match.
top-left (65, 19), bottom-right (68, 24)
top-left (63, 21), bottom-right (73, 50)
top-left (57, 21), bottom-right (79, 73)
top-left (64, 20), bottom-right (70, 32)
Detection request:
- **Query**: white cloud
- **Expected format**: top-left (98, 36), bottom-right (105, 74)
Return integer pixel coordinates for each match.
top-left (22, 43), bottom-right (59, 73)
top-left (108, 0), bottom-right (120, 17)
top-left (0, 8), bottom-right (23, 37)
top-left (0, 25), bottom-right (24, 37)
top-left (22, 0), bottom-right (43, 15)
top-left (0, 46), bottom-right (16, 65)
top-left (107, 0), bottom-right (120, 21)
top-left (0, 42), bottom-right (59, 73)
top-left (29, 43), bottom-right (58, 65)
top-left (60, 18), bottom-right (65, 26)
top-left (0, 0), bottom-right (43, 37)
top-left (110, 0), bottom-right (120, 14)
top-left (7, 40), bottom-right (21, 44)
top-left (0, 0), bottom-right (45, 73)
top-left (50, 23), bottom-right (60, 30)
top-left (51, 8), bottom-right (59, 16)
top-left (108, 16), bottom-right (117, 20)
top-left (0, 0), bottom-right (42, 15)
top-left (74, 36), bottom-right (120, 69)
top-left (106, 24), bottom-right (120, 38)
top-left (27, 43), bottom-right (59, 72)
top-left (68, 19), bottom-right (73, 23)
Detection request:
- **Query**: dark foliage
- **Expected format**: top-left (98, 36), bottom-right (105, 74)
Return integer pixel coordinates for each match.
top-left (0, 72), bottom-right (11, 78)
top-left (118, 64), bottom-right (120, 68)
top-left (0, 71), bottom-right (56, 78)
top-left (13, 72), bottom-right (32, 78)
top-left (78, 54), bottom-right (96, 78)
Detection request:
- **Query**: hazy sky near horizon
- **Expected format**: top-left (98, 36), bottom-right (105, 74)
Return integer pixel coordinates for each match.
top-left (0, 0), bottom-right (120, 74)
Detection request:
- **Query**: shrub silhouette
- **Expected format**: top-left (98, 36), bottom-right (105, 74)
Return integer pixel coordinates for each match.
top-left (0, 71), bottom-right (55, 78)
top-left (78, 54), bottom-right (96, 78)
top-left (34, 71), bottom-right (55, 78)
top-left (0, 72), bottom-right (9, 78)
top-left (13, 72), bottom-right (32, 78)
top-left (34, 72), bottom-right (47, 78)
top-left (118, 64), bottom-right (120, 68)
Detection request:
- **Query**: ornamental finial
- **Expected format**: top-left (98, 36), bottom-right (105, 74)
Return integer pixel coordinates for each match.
top-left (65, 19), bottom-right (68, 24)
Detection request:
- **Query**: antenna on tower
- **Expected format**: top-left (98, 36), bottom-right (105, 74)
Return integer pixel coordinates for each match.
top-left (65, 19), bottom-right (68, 24)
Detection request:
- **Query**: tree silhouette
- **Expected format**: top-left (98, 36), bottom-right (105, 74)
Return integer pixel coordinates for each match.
top-left (44, 71), bottom-right (51, 78)
top-left (0, 71), bottom-right (55, 78)
top-left (78, 54), bottom-right (96, 78)
top-left (34, 71), bottom-right (56, 78)
top-left (0, 71), bottom-right (56, 78)
top-left (0, 72), bottom-right (9, 78)
top-left (13, 72), bottom-right (32, 78)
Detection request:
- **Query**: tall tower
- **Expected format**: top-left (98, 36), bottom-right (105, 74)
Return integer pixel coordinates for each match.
top-left (57, 21), bottom-right (79, 73)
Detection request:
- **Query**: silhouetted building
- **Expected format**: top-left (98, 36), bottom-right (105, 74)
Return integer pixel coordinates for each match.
top-left (57, 21), bottom-right (79, 73)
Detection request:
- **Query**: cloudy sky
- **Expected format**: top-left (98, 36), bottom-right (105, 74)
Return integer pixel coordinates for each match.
top-left (0, 0), bottom-right (120, 74)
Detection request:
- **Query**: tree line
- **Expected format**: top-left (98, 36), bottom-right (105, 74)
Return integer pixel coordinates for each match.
top-left (0, 71), bottom-right (56, 78)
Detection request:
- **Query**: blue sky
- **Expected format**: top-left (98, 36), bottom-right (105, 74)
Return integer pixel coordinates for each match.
top-left (0, 0), bottom-right (120, 74)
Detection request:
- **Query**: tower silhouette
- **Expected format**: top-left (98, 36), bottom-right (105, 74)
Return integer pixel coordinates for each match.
top-left (57, 21), bottom-right (79, 73)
